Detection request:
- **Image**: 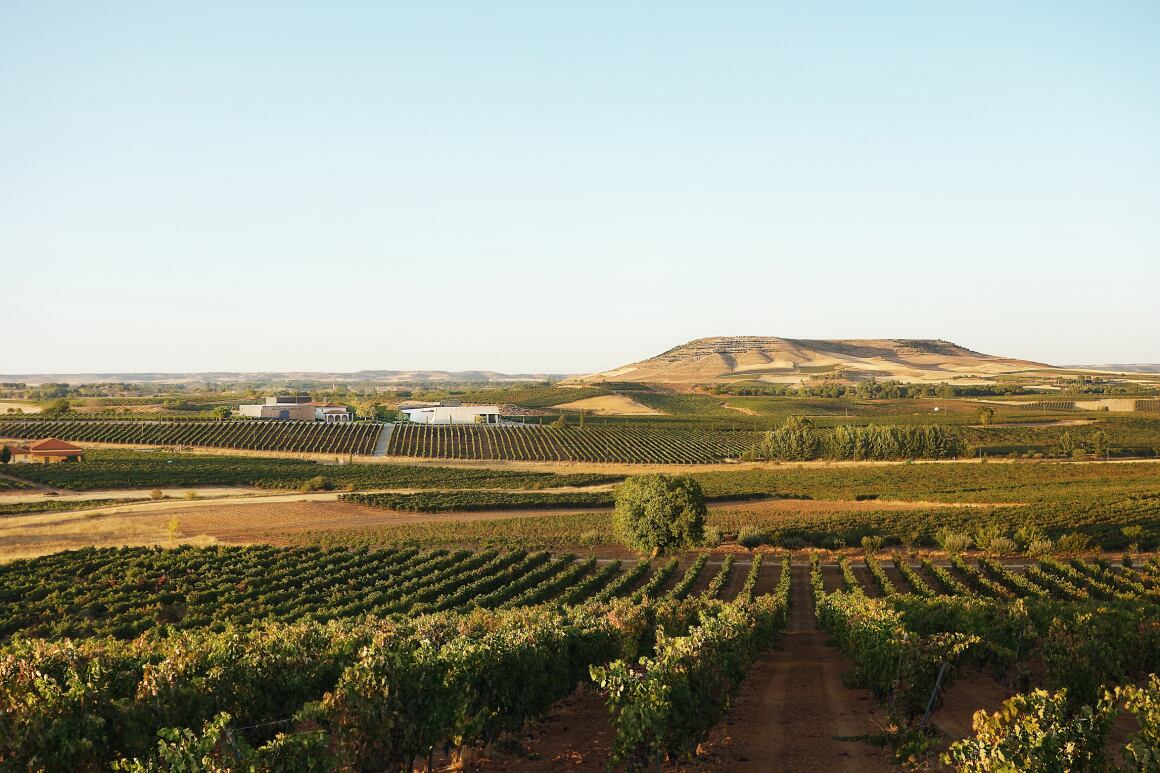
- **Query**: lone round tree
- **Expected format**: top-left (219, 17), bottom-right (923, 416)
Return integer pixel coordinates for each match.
top-left (612, 474), bottom-right (706, 553)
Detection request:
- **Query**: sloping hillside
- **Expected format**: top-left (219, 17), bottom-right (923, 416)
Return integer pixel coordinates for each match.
top-left (572, 336), bottom-right (1050, 385)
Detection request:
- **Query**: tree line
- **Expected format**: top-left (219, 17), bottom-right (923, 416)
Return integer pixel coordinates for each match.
top-left (742, 416), bottom-right (965, 461)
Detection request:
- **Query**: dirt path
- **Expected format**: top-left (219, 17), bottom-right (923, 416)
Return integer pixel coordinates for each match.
top-left (476, 565), bottom-right (893, 772)
top-left (931, 671), bottom-right (1009, 741)
top-left (696, 565), bottom-right (894, 771)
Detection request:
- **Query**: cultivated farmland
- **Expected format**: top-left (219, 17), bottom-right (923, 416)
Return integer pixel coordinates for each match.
top-left (386, 423), bottom-right (758, 463)
top-left (0, 419), bottom-right (382, 455)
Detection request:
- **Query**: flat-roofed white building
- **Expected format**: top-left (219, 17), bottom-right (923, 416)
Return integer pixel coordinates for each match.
top-left (400, 404), bottom-right (501, 425)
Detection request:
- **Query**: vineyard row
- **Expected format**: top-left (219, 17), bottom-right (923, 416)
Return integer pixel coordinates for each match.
top-left (386, 423), bottom-right (759, 463)
top-left (0, 419), bottom-right (383, 455)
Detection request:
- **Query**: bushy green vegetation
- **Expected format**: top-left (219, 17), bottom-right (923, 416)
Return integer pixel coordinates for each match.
top-left (612, 475), bottom-right (707, 553)
top-left (592, 562), bottom-right (789, 768)
top-left (3, 450), bottom-right (622, 491)
top-left (745, 417), bottom-right (965, 461)
top-left (0, 544), bottom-right (639, 642)
top-left (946, 682), bottom-right (1159, 771)
top-left (0, 546), bottom-right (785, 771)
top-left (813, 555), bottom-right (1160, 765)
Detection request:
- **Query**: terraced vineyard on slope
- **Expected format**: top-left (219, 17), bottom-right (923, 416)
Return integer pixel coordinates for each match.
top-left (386, 423), bottom-right (759, 463)
top-left (0, 419), bottom-right (382, 455)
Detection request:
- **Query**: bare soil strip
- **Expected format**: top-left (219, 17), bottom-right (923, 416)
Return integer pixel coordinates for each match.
top-left (690, 565), bottom-right (895, 771)
top-left (474, 565), bottom-right (895, 772)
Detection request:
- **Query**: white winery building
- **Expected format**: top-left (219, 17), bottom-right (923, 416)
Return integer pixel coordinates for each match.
top-left (399, 404), bottom-right (502, 425)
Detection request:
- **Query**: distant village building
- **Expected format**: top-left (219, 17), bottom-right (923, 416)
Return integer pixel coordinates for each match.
top-left (238, 396), bottom-right (351, 423)
top-left (8, 438), bottom-right (85, 463)
top-left (400, 404), bottom-right (502, 425)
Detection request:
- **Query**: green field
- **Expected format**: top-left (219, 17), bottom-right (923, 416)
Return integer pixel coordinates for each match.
top-left (0, 419), bottom-right (382, 454)
top-left (1, 450), bottom-right (621, 491)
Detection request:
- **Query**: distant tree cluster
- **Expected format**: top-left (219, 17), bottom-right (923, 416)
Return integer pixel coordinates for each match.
top-left (707, 379), bottom-right (1027, 399)
top-left (744, 416), bottom-right (965, 461)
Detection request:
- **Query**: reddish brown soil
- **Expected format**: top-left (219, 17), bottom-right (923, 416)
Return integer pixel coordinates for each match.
top-left (720, 560), bottom-right (752, 602)
top-left (931, 671), bottom-right (1010, 742)
top-left (854, 567), bottom-right (882, 598)
top-left (821, 565), bottom-right (845, 593)
top-left (476, 566), bottom-right (895, 772)
top-left (691, 565), bottom-right (894, 771)
top-left (883, 566), bottom-right (909, 594)
top-left (753, 561), bottom-right (781, 596)
top-left (463, 684), bottom-right (615, 772)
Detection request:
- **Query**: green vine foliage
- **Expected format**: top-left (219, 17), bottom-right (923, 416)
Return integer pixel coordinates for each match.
top-left (945, 687), bottom-right (1119, 772)
top-left (591, 587), bottom-right (790, 769)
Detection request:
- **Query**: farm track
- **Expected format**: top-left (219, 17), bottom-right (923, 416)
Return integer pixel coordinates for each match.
top-left (477, 564), bottom-right (895, 772)
top-left (692, 565), bottom-right (894, 771)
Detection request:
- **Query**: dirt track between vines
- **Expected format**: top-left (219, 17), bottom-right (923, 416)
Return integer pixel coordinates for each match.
top-left (475, 565), bottom-right (897, 771)
top-left (472, 563), bottom-right (1013, 772)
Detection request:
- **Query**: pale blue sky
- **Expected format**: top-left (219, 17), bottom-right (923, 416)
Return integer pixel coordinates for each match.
top-left (2, 2), bottom-right (1158, 374)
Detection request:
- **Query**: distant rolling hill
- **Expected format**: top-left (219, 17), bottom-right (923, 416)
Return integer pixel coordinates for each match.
top-left (1074, 364), bottom-right (1160, 374)
top-left (570, 336), bottom-right (1052, 386)
top-left (0, 370), bottom-right (570, 386)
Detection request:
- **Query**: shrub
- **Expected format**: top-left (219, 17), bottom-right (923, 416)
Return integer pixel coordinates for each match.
top-left (860, 535), bottom-right (884, 552)
top-left (298, 475), bottom-right (334, 493)
top-left (701, 525), bottom-right (722, 547)
top-left (150, 489), bottom-right (164, 500)
top-left (738, 528), bottom-right (771, 548)
top-left (612, 475), bottom-right (706, 554)
top-left (1026, 538), bottom-right (1055, 557)
top-left (973, 523), bottom-right (1007, 552)
top-left (1056, 533), bottom-right (1093, 554)
top-left (1122, 525), bottom-right (1145, 551)
top-left (987, 536), bottom-right (1018, 556)
top-left (935, 529), bottom-right (973, 554)
top-left (578, 529), bottom-right (601, 546)
top-left (945, 688), bottom-right (1117, 772)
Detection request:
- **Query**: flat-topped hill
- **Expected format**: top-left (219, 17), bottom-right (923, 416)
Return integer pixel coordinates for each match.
top-left (572, 336), bottom-right (1050, 385)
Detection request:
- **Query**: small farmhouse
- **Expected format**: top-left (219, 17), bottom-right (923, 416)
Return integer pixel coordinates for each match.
top-left (8, 438), bottom-right (85, 463)
top-left (238, 396), bottom-right (351, 422)
top-left (400, 404), bottom-right (502, 425)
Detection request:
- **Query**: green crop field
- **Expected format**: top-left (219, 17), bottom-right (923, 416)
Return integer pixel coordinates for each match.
top-left (0, 419), bottom-right (383, 455)
top-left (386, 422), bottom-right (759, 463)
top-left (0, 450), bottom-right (622, 492)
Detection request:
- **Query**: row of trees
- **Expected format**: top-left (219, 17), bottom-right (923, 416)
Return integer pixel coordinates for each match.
top-left (744, 417), bottom-right (965, 461)
top-left (707, 380), bottom-right (1029, 399)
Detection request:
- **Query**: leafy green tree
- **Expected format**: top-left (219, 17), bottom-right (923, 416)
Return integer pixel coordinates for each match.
top-left (0, 444), bottom-right (10, 464)
top-left (612, 474), bottom-right (706, 553)
top-left (758, 416), bottom-right (821, 461)
top-left (210, 406), bottom-right (232, 420)
top-left (40, 398), bottom-right (71, 417)
top-left (1058, 431), bottom-right (1076, 458)
top-left (976, 406), bottom-right (995, 425)
top-left (1090, 430), bottom-right (1110, 459)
